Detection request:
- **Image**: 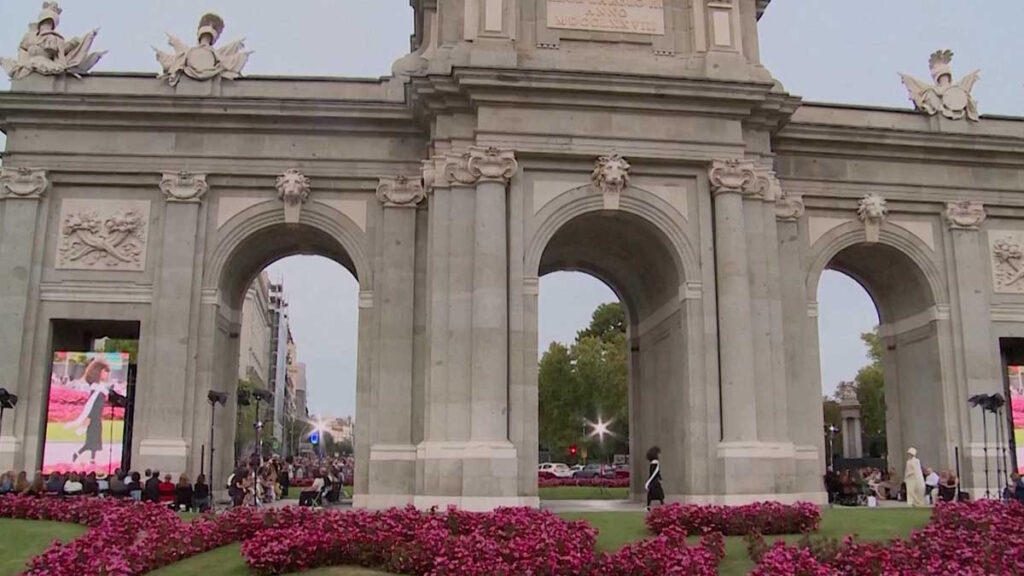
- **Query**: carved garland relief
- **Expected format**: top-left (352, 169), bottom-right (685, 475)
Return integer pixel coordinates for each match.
top-left (56, 199), bottom-right (150, 271)
top-left (991, 231), bottom-right (1024, 294)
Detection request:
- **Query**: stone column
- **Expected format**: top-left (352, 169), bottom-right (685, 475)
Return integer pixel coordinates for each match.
top-left (945, 201), bottom-right (1000, 495)
top-left (840, 397), bottom-right (863, 458)
top-left (709, 159), bottom-right (758, 443)
top-left (135, 172), bottom-right (207, 473)
top-left (0, 168), bottom-right (48, 470)
top-left (367, 176), bottom-right (424, 506)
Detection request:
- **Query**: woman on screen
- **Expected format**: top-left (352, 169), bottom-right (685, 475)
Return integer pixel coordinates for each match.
top-left (65, 358), bottom-right (111, 465)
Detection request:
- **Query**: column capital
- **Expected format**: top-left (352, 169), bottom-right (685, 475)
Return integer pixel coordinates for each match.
top-left (945, 200), bottom-right (986, 230)
top-left (160, 171), bottom-right (208, 203)
top-left (377, 175), bottom-right (425, 208)
top-left (775, 194), bottom-right (805, 222)
top-left (443, 146), bottom-right (519, 186)
top-left (709, 159), bottom-right (757, 196)
top-left (752, 167), bottom-right (782, 202)
top-left (0, 167), bottom-right (48, 199)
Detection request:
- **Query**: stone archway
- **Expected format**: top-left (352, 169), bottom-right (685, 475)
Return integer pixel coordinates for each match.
top-left (808, 228), bottom-right (957, 477)
top-left (193, 200), bottom-right (371, 492)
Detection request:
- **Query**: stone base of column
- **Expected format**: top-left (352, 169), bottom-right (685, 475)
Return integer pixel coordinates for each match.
top-left (716, 441), bottom-right (807, 499)
top-left (413, 440), bottom-right (520, 510)
top-left (365, 443), bottom-right (416, 508)
top-left (0, 435), bottom-right (21, 470)
top-left (137, 438), bottom-right (188, 475)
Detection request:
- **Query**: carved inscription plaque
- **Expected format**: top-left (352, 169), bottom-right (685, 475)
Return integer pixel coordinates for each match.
top-left (547, 0), bottom-right (665, 35)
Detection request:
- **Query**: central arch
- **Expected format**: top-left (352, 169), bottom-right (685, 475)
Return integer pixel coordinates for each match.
top-left (524, 189), bottom-right (701, 501)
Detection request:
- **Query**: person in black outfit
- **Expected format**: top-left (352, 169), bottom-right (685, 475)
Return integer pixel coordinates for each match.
top-left (279, 457), bottom-right (291, 499)
top-left (193, 473), bottom-right (211, 512)
top-left (69, 359), bottom-right (111, 465)
top-left (645, 445), bottom-right (665, 511)
top-left (143, 470), bottom-right (161, 503)
top-left (174, 474), bottom-right (194, 511)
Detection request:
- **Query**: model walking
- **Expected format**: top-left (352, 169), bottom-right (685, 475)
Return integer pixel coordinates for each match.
top-left (65, 358), bottom-right (111, 465)
top-left (645, 445), bottom-right (665, 511)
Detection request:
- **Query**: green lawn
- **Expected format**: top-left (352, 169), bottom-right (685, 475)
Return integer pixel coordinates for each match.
top-left (539, 485), bottom-right (630, 500)
top-left (0, 519), bottom-right (88, 576)
top-left (2, 506), bottom-right (932, 576)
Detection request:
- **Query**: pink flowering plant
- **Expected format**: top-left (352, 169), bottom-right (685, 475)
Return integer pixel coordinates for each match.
top-left (751, 500), bottom-right (1024, 576)
top-left (647, 501), bottom-right (822, 536)
top-left (538, 477), bottom-right (630, 488)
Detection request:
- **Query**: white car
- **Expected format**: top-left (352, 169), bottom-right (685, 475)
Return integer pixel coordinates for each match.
top-left (537, 462), bottom-right (573, 478)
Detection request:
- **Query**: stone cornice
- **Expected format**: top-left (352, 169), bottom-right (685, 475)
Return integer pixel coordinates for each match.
top-left (377, 175), bottom-right (425, 208)
top-left (160, 171), bottom-right (208, 203)
top-left (0, 167), bottom-right (48, 199)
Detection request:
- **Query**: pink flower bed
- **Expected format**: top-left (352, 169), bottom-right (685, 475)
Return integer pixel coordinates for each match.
top-left (46, 387), bottom-right (125, 423)
top-left (1, 495), bottom-right (728, 576)
top-left (1014, 396), bottom-right (1024, 429)
top-left (750, 500), bottom-right (1024, 576)
top-left (539, 477), bottom-right (630, 488)
top-left (647, 501), bottom-right (821, 536)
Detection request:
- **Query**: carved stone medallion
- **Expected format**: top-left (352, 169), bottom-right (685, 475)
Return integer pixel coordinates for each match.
top-left (991, 231), bottom-right (1024, 294)
top-left (0, 167), bottom-right (48, 198)
top-left (56, 199), bottom-right (150, 271)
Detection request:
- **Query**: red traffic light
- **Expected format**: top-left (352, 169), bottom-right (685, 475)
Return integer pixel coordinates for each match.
top-left (569, 444), bottom-right (577, 456)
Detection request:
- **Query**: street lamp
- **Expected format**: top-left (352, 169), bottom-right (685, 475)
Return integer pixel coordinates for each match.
top-left (252, 389), bottom-right (273, 465)
top-left (205, 390), bottom-right (227, 484)
top-left (825, 424), bottom-right (839, 469)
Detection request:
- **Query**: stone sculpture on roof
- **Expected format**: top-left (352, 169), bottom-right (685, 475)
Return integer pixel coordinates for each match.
top-left (154, 13), bottom-right (251, 86)
top-left (1, 2), bottom-right (105, 80)
top-left (900, 50), bottom-right (980, 122)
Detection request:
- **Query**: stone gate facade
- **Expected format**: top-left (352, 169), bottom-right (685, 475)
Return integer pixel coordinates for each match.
top-left (0, 0), bottom-right (1020, 509)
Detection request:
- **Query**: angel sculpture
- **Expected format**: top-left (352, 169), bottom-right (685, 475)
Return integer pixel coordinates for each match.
top-left (1, 2), bottom-right (105, 80)
top-left (154, 13), bottom-right (251, 86)
top-left (900, 50), bottom-right (979, 122)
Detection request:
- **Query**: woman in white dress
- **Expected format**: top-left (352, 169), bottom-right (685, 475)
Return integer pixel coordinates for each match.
top-left (904, 447), bottom-right (927, 507)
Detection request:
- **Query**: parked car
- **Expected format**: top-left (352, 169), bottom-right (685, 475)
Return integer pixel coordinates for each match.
top-left (572, 463), bottom-right (616, 479)
top-left (613, 465), bottom-right (630, 479)
top-left (537, 462), bottom-right (574, 478)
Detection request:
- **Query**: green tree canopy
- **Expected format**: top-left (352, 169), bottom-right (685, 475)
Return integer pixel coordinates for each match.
top-left (539, 302), bottom-right (629, 462)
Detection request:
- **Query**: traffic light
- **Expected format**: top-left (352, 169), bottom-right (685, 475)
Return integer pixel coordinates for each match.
top-left (569, 444), bottom-right (577, 457)
top-left (309, 431), bottom-right (320, 446)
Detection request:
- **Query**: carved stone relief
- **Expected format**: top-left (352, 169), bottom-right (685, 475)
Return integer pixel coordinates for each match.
top-left (708, 159), bottom-right (756, 195)
top-left (1, 2), bottom-right (105, 80)
top-left (56, 199), bottom-right (150, 271)
top-left (857, 193), bottom-right (888, 242)
top-left (945, 200), bottom-right (986, 230)
top-left (442, 147), bottom-right (518, 187)
top-left (276, 169), bottom-right (310, 224)
top-left (900, 50), bottom-right (980, 122)
top-left (377, 175), bottom-right (425, 208)
top-left (591, 152), bottom-right (631, 210)
top-left (160, 171), bottom-right (208, 203)
top-left (991, 231), bottom-right (1024, 294)
top-left (154, 13), bottom-right (251, 86)
top-left (0, 167), bottom-right (49, 198)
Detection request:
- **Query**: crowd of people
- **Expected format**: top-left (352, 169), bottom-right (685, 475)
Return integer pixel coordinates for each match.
top-left (0, 468), bottom-right (212, 511)
top-left (824, 464), bottom-right (961, 506)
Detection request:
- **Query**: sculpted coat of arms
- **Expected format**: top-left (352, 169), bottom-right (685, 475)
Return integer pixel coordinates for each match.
top-left (900, 50), bottom-right (979, 122)
top-left (154, 13), bottom-right (250, 86)
top-left (1, 2), bottom-right (105, 80)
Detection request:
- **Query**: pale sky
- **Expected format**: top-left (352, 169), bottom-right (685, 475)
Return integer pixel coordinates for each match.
top-left (3, 1), bottom-right (1021, 415)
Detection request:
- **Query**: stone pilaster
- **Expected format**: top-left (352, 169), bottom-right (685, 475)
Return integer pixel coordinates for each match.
top-left (135, 172), bottom-right (205, 474)
top-left (0, 168), bottom-right (48, 470)
top-left (367, 175), bottom-right (425, 505)
top-left (945, 201), bottom-right (1000, 496)
top-left (709, 159), bottom-right (758, 443)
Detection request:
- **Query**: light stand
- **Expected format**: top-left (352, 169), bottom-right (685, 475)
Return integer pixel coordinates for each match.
top-left (825, 424), bottom-right (838, 470)
top-left (206, 391), bottom-right (227, 486)
top-left (970, 394), bottom-right (996, 498)
top-left (986, 394), bottom-right (1008, 497)
top-left (0, 388), bottom-right (18, 446)
top-left (251, 389), bottom-right (273, 507)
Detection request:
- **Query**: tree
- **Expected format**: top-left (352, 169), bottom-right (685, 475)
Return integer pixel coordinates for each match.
top-left (855, 329), bottom-right (886, 455)
top-left (538, 302), bottom-right (629, 462)
top-left (103, 339), bottom-right (139, 363)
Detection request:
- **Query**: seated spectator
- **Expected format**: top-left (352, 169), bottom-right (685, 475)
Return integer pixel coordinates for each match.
top-left (14, 471), bottom-right (29, 494)
top-left (45, 472), bottom-right (64, 495)
top-left (144, 470), bottom-right (161, 503)
top-left (158, 474), bottom-right (176, 505)
top-left (924, 467), bottom-right (940, 503)
top-left (1013, 472), bottom-right (1024, 504)
top-left (127, 471), bottom-right (143, 501)
top-left (193, 474), bottom-right (211, 512)
top-left (0, 471), bottom-right (13, 495)
top-left (108, 469), bottom-right (127, 498)
top-left (298, 471), bottom-right (324, 507)
top-left (22, 473), bottom-right (44, 497)
top-left (174, 474), bottom-right (194, 512)
top-left (63, 473), bottom-right (84, 496)
top-left (82, 472), bottom-right (100, 496)
top-left (937, 472), bottom-right (958, 503)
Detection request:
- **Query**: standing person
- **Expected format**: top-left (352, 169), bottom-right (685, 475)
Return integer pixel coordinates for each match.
top-left (645, 446), bottom-right (665, 511)
top-left (904, 447), bottom-right (927, 507)
top-left (279, 457), bottom-right (291, 499)
top-left (65, 358), bottom-right (112, 465)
